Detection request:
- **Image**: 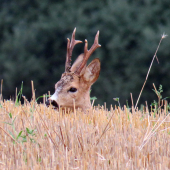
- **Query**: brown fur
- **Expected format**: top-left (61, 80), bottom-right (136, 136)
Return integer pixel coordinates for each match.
top-left (49, 58), bottom-right (100, 111)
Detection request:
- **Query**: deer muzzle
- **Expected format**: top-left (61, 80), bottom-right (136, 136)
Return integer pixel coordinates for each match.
top-left (46, 99), bottom-right (59, 108)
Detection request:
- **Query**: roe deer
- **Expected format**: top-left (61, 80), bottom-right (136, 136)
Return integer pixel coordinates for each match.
top-left (46, 28), bottom-right (101, 111)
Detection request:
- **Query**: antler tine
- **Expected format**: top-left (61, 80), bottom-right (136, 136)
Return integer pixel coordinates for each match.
top-left (65, 28), bottom-right (82, 72)
top-left (75, 31), bottom-right (101, 75)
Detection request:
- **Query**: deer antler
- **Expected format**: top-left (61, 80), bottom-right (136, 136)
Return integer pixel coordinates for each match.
top-left (75, 31), bottom-right (101, 75)
top-left (65, 28), bottom-right (82, 72)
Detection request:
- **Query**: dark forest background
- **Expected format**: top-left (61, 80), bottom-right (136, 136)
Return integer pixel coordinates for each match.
top-left (0, 0), bottom-right (170, 108)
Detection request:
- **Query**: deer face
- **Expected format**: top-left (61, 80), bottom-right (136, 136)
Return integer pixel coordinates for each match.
top-left (46, 28), bottom-right (101, 111)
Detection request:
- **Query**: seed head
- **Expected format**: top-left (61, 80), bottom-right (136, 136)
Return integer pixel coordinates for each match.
top-left (162, 32), bottom-right (168, 39)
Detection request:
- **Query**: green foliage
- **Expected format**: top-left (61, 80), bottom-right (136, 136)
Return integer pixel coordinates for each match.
top-left (90, 96), bottom-right (97, 101)
top-left (113, 98), bottom-right (121, 107)
top-left (151, 84), bottom-right (170, 114)
top-left (15, 81), bottom-right (23, 106)
top-left (152, 84), bottom-right (163, 100)
top-left (9, 112), bottom-right (12, 119)
top-left (3, 112), bottom-right (36, 144)
top-left (90, 89), bottom-right (97, 103)
top-left (0, 0), bottom-right (170, 106)
top-left (36, 94), bottom-right (50, 102)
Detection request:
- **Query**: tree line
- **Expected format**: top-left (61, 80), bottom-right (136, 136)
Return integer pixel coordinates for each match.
top-left (0, 0), bottom-right (170, 107)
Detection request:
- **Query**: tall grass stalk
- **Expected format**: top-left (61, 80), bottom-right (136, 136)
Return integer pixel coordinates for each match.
top-left (0, 79), bottom-right (3, 101)
top-left (135, 33), bottom-right (168, 110)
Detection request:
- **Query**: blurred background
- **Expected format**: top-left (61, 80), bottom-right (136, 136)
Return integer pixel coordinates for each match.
top-left (0, 0), bottom-right (170, 108)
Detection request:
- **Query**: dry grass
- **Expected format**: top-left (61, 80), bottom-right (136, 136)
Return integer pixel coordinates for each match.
top-left (0, 100), bottom-right (170, 169)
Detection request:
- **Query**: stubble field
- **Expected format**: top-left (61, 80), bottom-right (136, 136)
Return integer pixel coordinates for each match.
top-left (0, 99), bottom-right (170, 169)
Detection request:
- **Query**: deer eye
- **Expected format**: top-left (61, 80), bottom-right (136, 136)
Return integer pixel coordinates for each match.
top-left (68, 87), bottom-right (77, 93)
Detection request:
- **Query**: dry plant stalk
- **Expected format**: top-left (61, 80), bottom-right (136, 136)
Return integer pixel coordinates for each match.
top-left (152, 83), bottom-right (164, 114)
top-left (31, 80), bottom-right (36, 103)
top-left (139, 112), bottom-right (170, 150)
top-left (0, 79), bottom-right (3, 101)
top-left (135, 33), bottom-right (168, 110)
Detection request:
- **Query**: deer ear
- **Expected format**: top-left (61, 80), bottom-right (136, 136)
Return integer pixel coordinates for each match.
top-left (71, 54), bottom-right (86, 75)
top-left (83, 58), bottom-right (100, 84)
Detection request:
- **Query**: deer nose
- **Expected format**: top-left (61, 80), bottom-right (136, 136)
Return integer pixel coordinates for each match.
top-left (46, 100), bottom-right (59, 108)
top-left (45, 100), bottom-right (50, 106)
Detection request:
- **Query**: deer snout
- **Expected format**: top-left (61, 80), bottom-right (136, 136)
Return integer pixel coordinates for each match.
top-left (46, 99), bottom-right (59, 108)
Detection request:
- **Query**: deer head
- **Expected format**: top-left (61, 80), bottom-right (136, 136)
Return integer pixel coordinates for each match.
top-left (46, 28), bottom-right (101, 111)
